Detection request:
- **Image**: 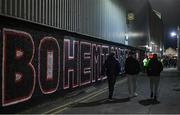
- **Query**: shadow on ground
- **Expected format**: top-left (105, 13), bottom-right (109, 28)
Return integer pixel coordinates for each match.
top-left (71, 97), bottom-right (130, 108)
top-left (138, 99), bottom-right (160, 106)
top-left (173, 88), bottom-right (180, 91)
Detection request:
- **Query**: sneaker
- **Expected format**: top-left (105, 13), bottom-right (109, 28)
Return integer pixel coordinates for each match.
top-left (154, 96), bottom-right (157, 101)
top-left (150, 92), bottom-right (153, 98)
top-left (107, 98), bottom-right (113, 101)
top-left (108, 96), bottom-right (112, 99)
top-left (153, 96), bottom-right (160, 104)
top-left (133, 92), bottom-right (138, 97)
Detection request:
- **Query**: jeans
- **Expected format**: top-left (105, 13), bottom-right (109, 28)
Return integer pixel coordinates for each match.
top-left (127, 74), bottom-right (137, 96)
top-left (149, 76), bottom-right (160, 97)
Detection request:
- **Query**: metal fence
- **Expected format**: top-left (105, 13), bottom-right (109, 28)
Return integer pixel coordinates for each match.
top-left (0, 0), bottom-right (127, 44)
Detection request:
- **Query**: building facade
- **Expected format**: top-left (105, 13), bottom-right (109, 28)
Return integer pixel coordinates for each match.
top-left (0, 0), bottom-right (155, 47)
top-left (0, 0), bottom-right (163, 108)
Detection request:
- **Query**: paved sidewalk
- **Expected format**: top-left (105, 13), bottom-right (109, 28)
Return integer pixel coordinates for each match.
top-left (58, 68), bottom-right (180, 114)
top-left (2, 68), bottom-right (180, 114)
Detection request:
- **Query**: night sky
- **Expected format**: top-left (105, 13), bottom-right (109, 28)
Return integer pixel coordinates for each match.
top-left (149, 0), bottom-right (180, 49)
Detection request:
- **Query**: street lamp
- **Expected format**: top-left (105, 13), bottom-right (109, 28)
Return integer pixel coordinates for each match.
top-left (170, 31), bottom-right (177, 37)
top-left (177, 26), bottom-right (180, 71)
top-left (170, 26), bottom-right (180, 71)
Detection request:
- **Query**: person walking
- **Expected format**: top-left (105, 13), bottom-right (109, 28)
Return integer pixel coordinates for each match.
top-left (147, 53), bottom-right (163, 101)
top-left (143, 55), bottom-right (150, 73)
top-left (125, 51), bottom-right (140, 98)
top-left (101, 52), bottom-right (121, 100)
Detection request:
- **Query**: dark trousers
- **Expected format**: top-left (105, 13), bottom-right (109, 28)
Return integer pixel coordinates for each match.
top-left (149, 76), bottom-right (160, 97)
top-left (143, 66), bottom-right (147, 73)
top-left (107, 75), bottom-right (116, 99)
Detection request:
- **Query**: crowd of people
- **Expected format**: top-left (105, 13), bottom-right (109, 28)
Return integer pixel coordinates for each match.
top-left (161, 55), bottom-right (177, 68)
top-left (102, 52), bottom-right (164, 103)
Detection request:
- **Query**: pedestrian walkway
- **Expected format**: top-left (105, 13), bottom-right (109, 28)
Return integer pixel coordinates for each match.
top-left (13, 68), bottom-right (180, 114)
top-left (58, 68), bottom-right (180, 114)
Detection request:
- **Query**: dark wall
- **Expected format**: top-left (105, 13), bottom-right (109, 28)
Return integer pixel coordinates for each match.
top-left (0, 15), bottom-right (145, 108)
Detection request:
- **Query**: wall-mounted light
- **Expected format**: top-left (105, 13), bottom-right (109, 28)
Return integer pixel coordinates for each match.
top-left (127, 12), bottom-right (135, 21)
top-left (149, 47), bottom-right (152, 52)
top-left (145, 45), bottom-right (149, 48)
top-left (125, 33), bottom-right (129, 40)
top-left (150, 41), bottom-right (155, 45)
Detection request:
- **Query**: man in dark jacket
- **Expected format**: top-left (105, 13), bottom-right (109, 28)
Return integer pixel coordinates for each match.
top-left (102, 52), bottom-right (121, 100)
top-left (125, 51), bottom-right (140, 98)
top-left (147, 53), bottom-right (163, 101)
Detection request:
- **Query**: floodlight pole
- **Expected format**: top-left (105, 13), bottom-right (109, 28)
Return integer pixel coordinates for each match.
top-left (177, 26), bottom-right (180, 71)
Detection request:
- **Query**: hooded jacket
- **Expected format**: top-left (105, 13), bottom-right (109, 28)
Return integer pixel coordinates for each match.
top-left (147, 58), bottom-right (163, 76)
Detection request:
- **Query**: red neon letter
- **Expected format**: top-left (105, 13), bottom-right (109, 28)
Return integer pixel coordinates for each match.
top-left (38, 37), bottom-right (60, 94)
top-left (80, 42), bottom-right (92, 86)
top-left (101, 45), bottom-right (109, 80)
top-left (92, 44), bottom-right (101, 82)
top-left (63, 38), bottom-right (79, 89)
top-left (2, 28), bottom-right (35, 106)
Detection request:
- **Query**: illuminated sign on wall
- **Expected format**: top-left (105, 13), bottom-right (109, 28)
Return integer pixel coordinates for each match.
top-left (0, 28), bottom-right (136, 107)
